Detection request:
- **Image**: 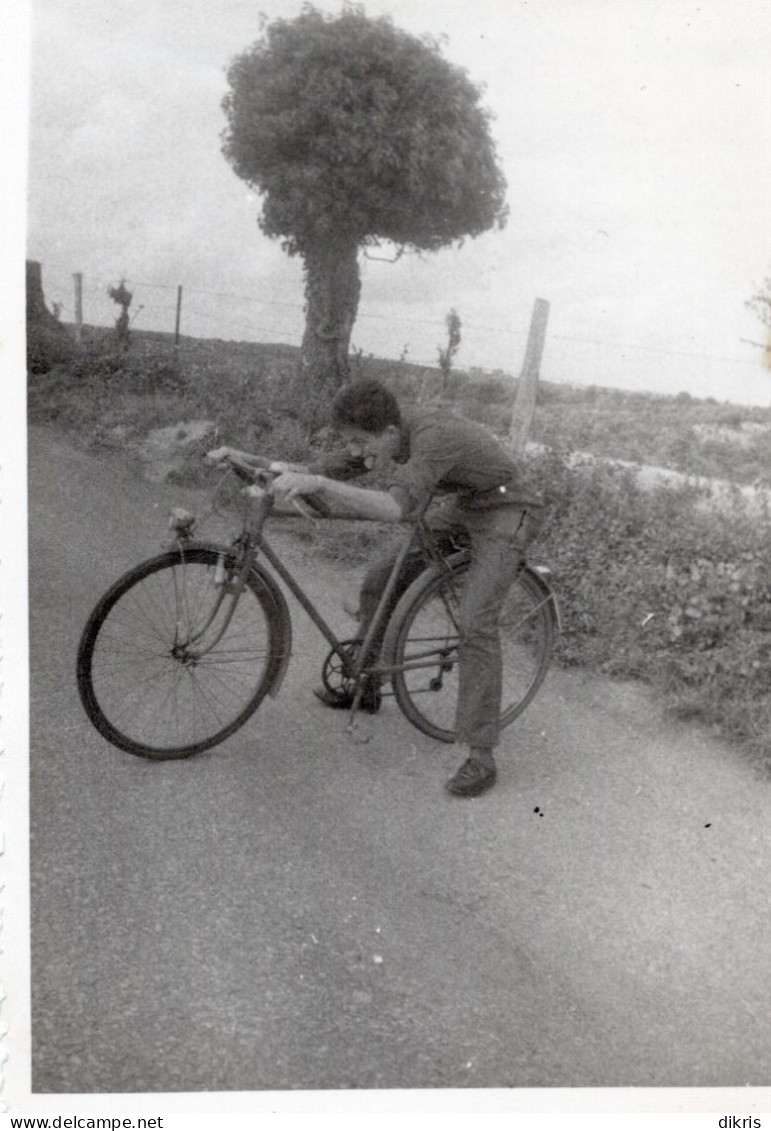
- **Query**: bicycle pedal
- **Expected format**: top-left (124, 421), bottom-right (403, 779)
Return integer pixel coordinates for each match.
top-left (345, 721), bottom-right (373, 744)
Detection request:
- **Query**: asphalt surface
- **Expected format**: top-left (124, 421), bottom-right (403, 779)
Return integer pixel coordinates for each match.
top-left (28, 425), bottom-right (771, 1095)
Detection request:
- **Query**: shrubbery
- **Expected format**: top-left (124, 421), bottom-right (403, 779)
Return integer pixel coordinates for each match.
top-left (530, 394), bottom-right (771, 485)
top-left (28, 337), bottom-right (185, 433)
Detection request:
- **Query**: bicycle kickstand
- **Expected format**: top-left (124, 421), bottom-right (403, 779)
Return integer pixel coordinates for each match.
top-left (345, 686), bottom-right (373, 744)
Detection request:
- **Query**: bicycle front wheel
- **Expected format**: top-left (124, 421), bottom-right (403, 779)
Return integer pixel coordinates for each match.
top-left (388, 556), bottom-right (555, 743)
top-left (77, 548), bottom-right (286, 759)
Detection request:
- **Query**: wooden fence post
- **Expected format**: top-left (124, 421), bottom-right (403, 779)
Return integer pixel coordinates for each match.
top-left (509, 298), bottom-right (550, 455)
top-left (174, 285), bottom-right (183, 350)
top-left (73, 272), bottom-right (83, 343)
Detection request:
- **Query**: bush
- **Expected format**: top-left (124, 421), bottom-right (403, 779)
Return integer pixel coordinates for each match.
top-left (28, 339), bottom-right (186, 429)
top-left (464, 377), bottom-right (512, 406)
top-left (531, 448), bottom-right (771, 765)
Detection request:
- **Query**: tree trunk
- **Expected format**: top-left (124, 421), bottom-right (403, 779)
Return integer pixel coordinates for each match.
top-left (294, 238), bottom-right (361, 426)
top-left (26, 260), bottom-right (76, 373)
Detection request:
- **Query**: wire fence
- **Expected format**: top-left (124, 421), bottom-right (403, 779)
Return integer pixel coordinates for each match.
top-left (33, 260), bottom-right (770, 402)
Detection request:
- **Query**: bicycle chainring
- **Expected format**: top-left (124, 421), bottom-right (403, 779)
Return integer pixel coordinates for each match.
top-left (321, 639), bottom-right (359, 697)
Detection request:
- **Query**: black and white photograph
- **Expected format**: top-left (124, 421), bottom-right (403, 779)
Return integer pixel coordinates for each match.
top-left (3, 0), bottom-right (771, 1118)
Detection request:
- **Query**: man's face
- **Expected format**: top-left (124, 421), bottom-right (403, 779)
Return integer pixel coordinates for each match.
top-left (339, 424), bottom-right (400, 469)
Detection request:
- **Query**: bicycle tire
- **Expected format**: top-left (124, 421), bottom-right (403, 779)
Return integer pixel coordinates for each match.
top-left (384, 551), bottom-right (555, 743)
top-left (77, 547), bottom-right (288, 759)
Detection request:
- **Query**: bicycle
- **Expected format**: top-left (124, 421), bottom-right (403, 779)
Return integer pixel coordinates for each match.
top-left (76, 455), bottom-right (560, 759)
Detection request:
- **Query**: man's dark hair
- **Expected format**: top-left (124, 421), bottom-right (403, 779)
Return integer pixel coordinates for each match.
top-left (331, 379), bottom-right (402, 434)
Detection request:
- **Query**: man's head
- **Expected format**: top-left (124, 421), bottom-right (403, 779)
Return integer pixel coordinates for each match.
top-left (331, 379), bottom-right (402, 465)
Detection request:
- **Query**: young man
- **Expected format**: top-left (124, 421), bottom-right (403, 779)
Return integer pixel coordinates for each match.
top-left (210, 378), bottom-right (543, 797)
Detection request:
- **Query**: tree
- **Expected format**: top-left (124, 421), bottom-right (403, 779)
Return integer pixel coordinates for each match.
top-left (437, 308), bottom-right (461, 394)
top-left (221, 3), bottom-right (507, 409)
top-left (746, 277), bottom-right (771, 370)
top-left (26, 260), bottom-right (76, 374)
top-left (747, 277), bottom-right (771, 328)
top-left (107, 279), bottom-right (133, 348)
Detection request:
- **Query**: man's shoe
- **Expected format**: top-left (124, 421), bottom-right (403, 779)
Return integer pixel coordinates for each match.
top-left (313, 682), bottom-right (382, 714)
top-left (444, 758), bottom-right (497, 798)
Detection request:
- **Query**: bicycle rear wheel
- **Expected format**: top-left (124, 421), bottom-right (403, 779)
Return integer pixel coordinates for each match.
top-left (77, 548), bottom-right (286, 759)
top-left (387, 555), bottom-right (555, 743)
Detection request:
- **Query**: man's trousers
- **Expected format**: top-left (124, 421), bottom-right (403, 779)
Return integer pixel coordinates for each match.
top-left (356, 501), bottom-right (542, 750)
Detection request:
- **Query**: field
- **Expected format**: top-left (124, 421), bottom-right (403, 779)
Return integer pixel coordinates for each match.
top-left (28, 325), bottom-right (771, 769)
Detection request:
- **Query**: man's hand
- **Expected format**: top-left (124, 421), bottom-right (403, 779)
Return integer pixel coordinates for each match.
top-left (271, 471), bottom-right (325, 504)
top-left (206, 445), bottom-right (232, 464)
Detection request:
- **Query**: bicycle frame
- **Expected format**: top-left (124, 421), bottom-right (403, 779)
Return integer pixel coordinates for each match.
top-left (174, 480), bottom-right (456, 713)
top-left (175, 472), bottom-right (557, 726)
top-left (247, 493), bottom-right (446, 718)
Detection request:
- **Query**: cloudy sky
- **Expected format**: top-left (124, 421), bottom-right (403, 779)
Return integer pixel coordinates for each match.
top-left (20, 0), bottom-right (771, 404)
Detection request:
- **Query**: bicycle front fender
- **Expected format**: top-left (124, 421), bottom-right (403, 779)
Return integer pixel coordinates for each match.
top-left (252, 560), bottom-right (293, 697)
top-left (183, 539), bottom-right (293, 698)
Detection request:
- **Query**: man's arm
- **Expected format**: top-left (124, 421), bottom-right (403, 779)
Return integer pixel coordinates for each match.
top-left (206, 445), bottom-right (309, 472)
top-left (307, 450), bottom-right (371, 481)
top-left (208, 446), bottom-right (371, 479)
top-left (206, 446), bottom-right (308, 473)
top-left (272, 471), bottom-right (404, 523)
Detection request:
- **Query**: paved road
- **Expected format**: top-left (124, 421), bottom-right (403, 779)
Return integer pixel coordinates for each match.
top-left (29, 425), bottom-right (771, 1095)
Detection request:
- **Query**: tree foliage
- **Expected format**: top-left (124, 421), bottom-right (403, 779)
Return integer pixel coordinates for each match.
top-left (221, 4), bottom-right (507, 258)
top-left (746, 276), bottom-right (771, 369)
top-left (747, 277), bottom-right (771, 330)
top-left (107, 279), bottom-right (133, 348)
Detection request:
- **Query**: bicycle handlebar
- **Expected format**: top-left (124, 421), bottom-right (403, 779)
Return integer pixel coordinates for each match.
top-left (214, 453), bottom-right (333, 519)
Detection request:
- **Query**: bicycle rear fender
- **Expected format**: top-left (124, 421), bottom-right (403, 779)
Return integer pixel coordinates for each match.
top-left (185, 540), bottom-right (293, 697)
top-left (527, 564), bottom-right (562, 633)
top-left (380, 549), bottom-right (560, 667)
top-left (445, 550), bottom-right (563, 634)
